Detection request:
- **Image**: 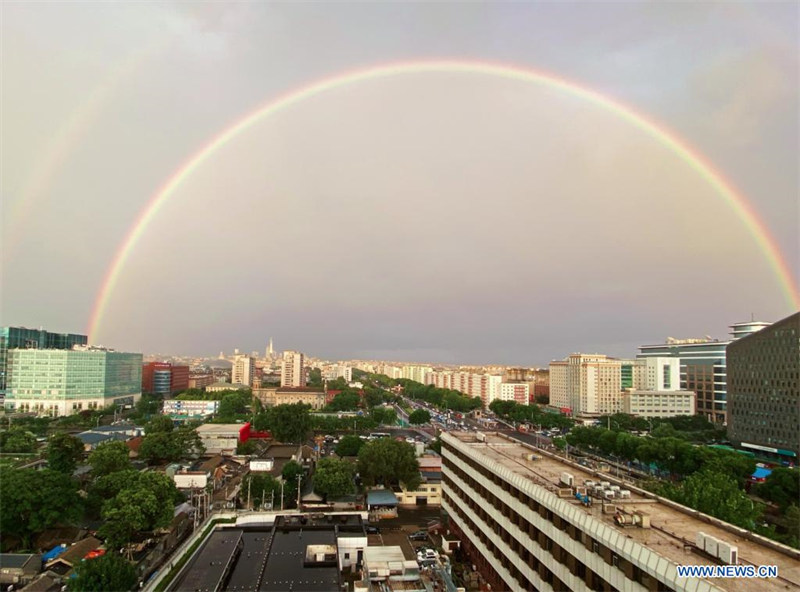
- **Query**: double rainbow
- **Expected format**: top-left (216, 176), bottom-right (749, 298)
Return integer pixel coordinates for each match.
top-left (87, 60), bottom-right (799, 341)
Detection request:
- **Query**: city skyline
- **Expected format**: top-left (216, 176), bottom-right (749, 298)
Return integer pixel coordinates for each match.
top-left (2, 3), bottom-right (797, 365)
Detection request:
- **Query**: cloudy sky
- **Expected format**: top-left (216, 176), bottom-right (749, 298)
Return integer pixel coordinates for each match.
top-left (2, 2), bottom-right (797, 365)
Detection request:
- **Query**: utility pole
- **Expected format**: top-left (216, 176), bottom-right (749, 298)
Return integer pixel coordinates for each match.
top-left (296, 474), bottom-right (302, 510)
top-left (281, 481), bottom-right (284, 510)
top-left (247, 477), bottom-right (252, 510)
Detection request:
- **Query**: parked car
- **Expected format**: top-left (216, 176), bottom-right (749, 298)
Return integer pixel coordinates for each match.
top-left (366, 525), bottom-right (380, 534)
top-left (409, 530), bottom-right (428, 541)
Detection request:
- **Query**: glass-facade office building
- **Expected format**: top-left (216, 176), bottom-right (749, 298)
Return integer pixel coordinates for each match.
top-left (638, 321), bottom-right (769, 424)
top-left (4, 349), bottom-right (142, 416)
top-left (0, 327), bottom-right (88, 403)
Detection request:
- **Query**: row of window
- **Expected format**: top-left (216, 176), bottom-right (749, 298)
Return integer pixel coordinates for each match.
top-left (443, 442), bottom-right (673, 592)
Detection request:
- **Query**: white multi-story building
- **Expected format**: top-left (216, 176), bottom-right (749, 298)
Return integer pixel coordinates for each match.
top-left (323, 364), bottom-right (352, 382)
top-left (441, 431), bottom-right (795, 592)
top-left (496, 382), bottom-right (530, 405)
top-left (425, 370), bottom-right (503, 407)
top-left (281, 351), bottom-right (306, 387)
top-left (639, 357), bottom-right (680, 391)
top-left (622, 390), bottom-right (696, 418)
top-left (402, 365), bottom-right (432, 383)
top-left (549, 354), bottom-right (621, 416)
top-left (231, 355), bottom-right (256, 387)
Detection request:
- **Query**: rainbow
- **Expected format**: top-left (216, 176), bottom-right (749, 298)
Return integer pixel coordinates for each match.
top-left (87, 59), bottom-right (800, 341)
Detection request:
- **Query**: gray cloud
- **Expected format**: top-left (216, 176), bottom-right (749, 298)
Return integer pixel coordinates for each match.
top-left (2, 2), bottom-right (796, 364)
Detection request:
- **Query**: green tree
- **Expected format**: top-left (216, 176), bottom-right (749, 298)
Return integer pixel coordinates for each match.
top-left (326, 391), bottom-right (361, 412)
top-left (174, 425), bottom-right (205, 458)
top-left (662, 469), bottom-right (762, 529)
top-left (358, 438), bottom-right (420, 490)
top-left (757, 468), bottom-right (800, 511)
top-left (0, 468), bottom-right (83, 548)
top-left (408, 409), bottom-right (431, 425)
top-left (282, 460), bottom-right (304, 484)
top-left (218, 392), bottom-right (250, 419)
top-left (307, 368), bottom-right (323, 387)
top-left (237, 439), bottom-right (258, 455)
top-left (68, 552), bottom-right (137, 592)
top-left (139, 424), bottom-right (204, 464)
top-left (146, 415), bottom-right (175, 434)
top-left (47, 433), bottom-right (84, 474)
top-left (88, 441), bottom-right (131, 477)
top-left (552, 437), bottom-right (567, 451)
top-left (314, 458), bottom-right (355, 499)
top-left (0, 426), bottom-right (37, 453)
top-left (131, 394), bottom-right (161, 422)
top-left (99, 473), bottom-right (177, 550)
top-left (241, 474), bottom-right (281, 509)
top-left (335, 435), bottom-right (364, 457)
top-left (369, 407), bottom-right (397, 426)
top-left (139, 432), bottom-right (179, 464)
top-left (258, 403), bottom-right (311, 443)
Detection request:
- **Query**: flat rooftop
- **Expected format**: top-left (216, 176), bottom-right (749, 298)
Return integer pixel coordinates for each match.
top-left (175, 530), bottom-right (243, 592)
top-left (447, 432), bottom-right (800, 592)
top-left (196, 424), bottom-right (243, 435)
top-left (258, 529), bottom-right (339, 592)
top-left (225, 532), bottom-right (271, 592)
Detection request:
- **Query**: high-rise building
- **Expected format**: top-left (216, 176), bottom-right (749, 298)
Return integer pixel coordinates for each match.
top-left (142, 362), bottom-right (189, 396)
top-left (232, 355), bottom-right (256, 387)
top-left (549, 354), bottom-right (622, 416)
top-left (401, 365), bottom-right (433, 383)
top-left (441, 431), bottom-right (795, 592)
top-left (4, 346), bottom-right (142, 416)
top-left (281, 351), bottom-right (305, 387)
top-left (727, 312), bottom-right (799, 461)
top-left (0, 326), bottom-right (88, 403)
top-left (639, 321), bottom-right (770, 423)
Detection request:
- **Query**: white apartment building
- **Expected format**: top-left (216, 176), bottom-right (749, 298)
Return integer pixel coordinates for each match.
top-left (401, 365), bottom-right (432, 383)
top-left (281, 351), bottom-right (306, 387)
top-left (323, 364), bottom-right (352, 382)
top-left (622, 390), bottom-right (696, 418)
top-left (425, 370), bottom-right (503, 407)
top-left (231, 355), bottom-right (256, 387)
top-left (549, 354), bottom-right (621, 416)
top-left (496, 382), bottom-right (530, 404)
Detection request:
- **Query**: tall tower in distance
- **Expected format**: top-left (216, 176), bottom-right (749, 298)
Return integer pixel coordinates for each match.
top-left (281, 351), bottom-right (305, 387)
top-left (267, 338), bottom-right (274, 359)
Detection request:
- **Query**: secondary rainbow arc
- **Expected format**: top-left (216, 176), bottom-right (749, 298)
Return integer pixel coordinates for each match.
top-left (87, 59), bottom-right (800, 341)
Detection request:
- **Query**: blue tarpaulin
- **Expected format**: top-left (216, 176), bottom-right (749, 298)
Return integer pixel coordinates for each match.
top-left (752, 467), bottom-right (772, 480)
top-left (42, 544), bottom-right (67, 562)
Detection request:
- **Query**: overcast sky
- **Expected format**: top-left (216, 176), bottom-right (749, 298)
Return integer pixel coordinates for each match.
top-left (2, 2), bottom-right (797, 365)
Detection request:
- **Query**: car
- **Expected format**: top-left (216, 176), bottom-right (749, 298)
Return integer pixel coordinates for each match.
top-left (366, 526), bottom-right (380, 534)
top-left (409, 530), bottom-right (428, 541)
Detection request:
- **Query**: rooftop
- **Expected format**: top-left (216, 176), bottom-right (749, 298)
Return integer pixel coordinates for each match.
top-left (445, 432), bottom-right (800, 592)
top-left (196, 424), bottom-right (245, 435)
top-left (367, 489), bottom-right (399, 507)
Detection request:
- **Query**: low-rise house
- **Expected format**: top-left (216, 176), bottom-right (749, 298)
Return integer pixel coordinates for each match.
top-left (366, 489), bottom-right (399, 519)
top-left (45, 537), bottom-right (101, 575)
top-left (0, 554), bottom-right (42, 585)
top-left (355, 546), bottom-right (425, 592)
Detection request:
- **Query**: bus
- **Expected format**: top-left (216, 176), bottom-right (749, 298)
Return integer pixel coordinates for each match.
top-left (369, 432), bottom-right (391, 440)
